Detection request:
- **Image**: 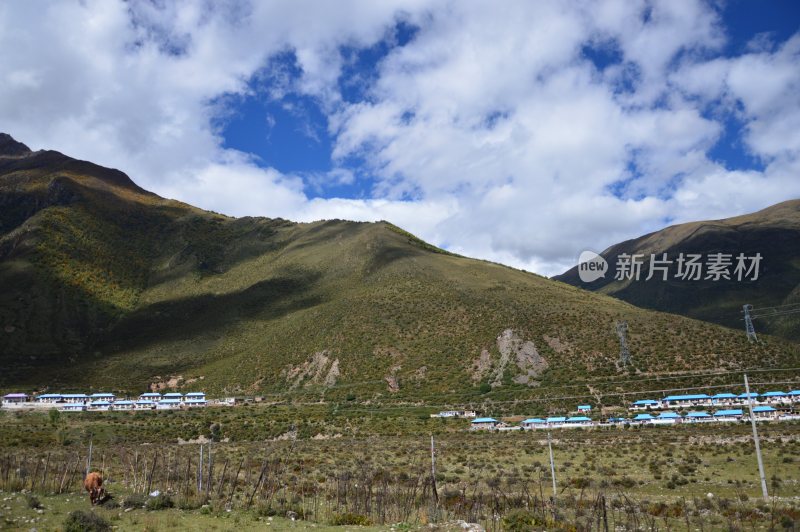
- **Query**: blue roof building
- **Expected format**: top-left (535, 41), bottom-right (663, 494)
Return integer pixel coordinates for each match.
top-left (566, 416), bottom-right (592, 422)
top-left (686, 411), bottom-right (711, 419)
top-left (738, 392), bottom-right (759, 399)
top-left (522, 418), bottom-right (546, 424)
top-left (546, 417), bottom-right (567, 423)
top-left (713, 409), bottom-right (743, 417)
top-left (753, 406), bottom-right (776, 412)
top-left (662, 394), bottom-right (710, 402)
top-left (658, 412), bottom-right (681, 419)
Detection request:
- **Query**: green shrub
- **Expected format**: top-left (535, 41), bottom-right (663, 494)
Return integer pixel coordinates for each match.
top-left (502, 509), bottom-right (543, 530)
top-left (145, 493), bottom-right (174, 511)
top-left (25, 493), bottom-right (42, 509)
top-left (122, 493), bottom-right (147, 509)
top-left (63, 510), bottom-right (111, 532)
top-left (331, 512), bottom-right (372, 526)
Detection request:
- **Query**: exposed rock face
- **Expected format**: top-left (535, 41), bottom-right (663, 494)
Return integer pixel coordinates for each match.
top-left (472, 329), bottom-right (548, 387)
top-left (0, 133), bottom-right (31, 157)
top-left (284, 351), bottom-right (340, 388)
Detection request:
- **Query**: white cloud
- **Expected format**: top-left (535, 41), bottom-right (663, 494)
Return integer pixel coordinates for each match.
top-left (1, 0), bottom-right (798, 277)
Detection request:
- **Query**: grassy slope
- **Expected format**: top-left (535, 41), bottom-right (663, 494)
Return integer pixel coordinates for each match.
top-left (0, 142), bottom-right (797, 399)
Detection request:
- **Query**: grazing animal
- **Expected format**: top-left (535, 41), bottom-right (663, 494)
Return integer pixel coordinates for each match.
top-left (84, 472), bottom-right (104, 505)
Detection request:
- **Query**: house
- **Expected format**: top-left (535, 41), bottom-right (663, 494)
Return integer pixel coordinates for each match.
top-left (713, 409), bottom-right (743, 422)
top-left (162, 393), bottom-right (183, 402)
top-left (2, 393), bottom-right (28, 404)
top-left (62, 394), bottom-right (89, 404)
top-left (661, 394), bottom-right (711, 409)
top-left (577, 405), bottom-right (592, 414)
top-left (652, 412), bottom-right (681, 424)
top-left (139, 392), bottom-right (161, 401)
top-left (470, 417), bottom-right (500, 430)
top-left (711, 393), bottom-right (738, 406)
top-left (630, 399), bottom-right (659, 411)
top-left (632, 413), bottom-right (654, 424)
top-left (61, 403), bottom-right (86, 412)
top-left (90, 393), bottom-right (116, 403)
top-left (431, 410), bottom-right (477, 418)
top-left (185, 392), bottom-right (206, 400)
top-left (135, 400), bottom-right (156, 410)
top-left (157, 398), bottom-right (182, 410)
top-left (185, 398), bottom-right (207, 408)
top-left (752, 405), bottom-right (778, 420)
top-left (789, 390), bottom-right (800, 403)
top-left (564, 416), bottom-right (592, 427)
top-left (761, 391), bottom-right (789, 404)
top-left (36, 394), bottom-right (62, 404)
top-left (113, 400), bottom-right (135, 411)
top-left (545, 416), bottom-right (567, 428)
top-left (521, 418), bottom-right (546, 430)
top-left (606, 417), bottom-right (627, 425)
top-left (738, 392), bottom-right (760, 404)
top-left (684, 411), bottom-right (712, 422)
top-left (88, 401), bottom-right (112, 411)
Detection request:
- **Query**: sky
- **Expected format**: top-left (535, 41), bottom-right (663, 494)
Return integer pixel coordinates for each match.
top-left (1, 0), bottom-right (799, 276)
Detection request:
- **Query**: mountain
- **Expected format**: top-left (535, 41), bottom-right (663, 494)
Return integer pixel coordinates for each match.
top-left (1, 134), bottom-right (796, 400)
top-left (555, 201), bottom-right (800, 342)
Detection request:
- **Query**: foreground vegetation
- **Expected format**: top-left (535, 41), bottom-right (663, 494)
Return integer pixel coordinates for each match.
top-left (0, 405), bottom-right (798, 530)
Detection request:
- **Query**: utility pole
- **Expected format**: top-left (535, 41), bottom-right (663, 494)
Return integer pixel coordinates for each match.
top-left (744, 374), bottom-right (768, 501)
top-left (86, 440), bottom-right (93, 476)
top-left (743, 304), bottom-right (758, 342)
top-left (547, 432), bottom-right (557, 516)
top-left (616, 321), bottom-right (630, 366)
top-left (198, 444), bottom-right (204, 492)
top-left (430, 435), bottom-right (439, 507)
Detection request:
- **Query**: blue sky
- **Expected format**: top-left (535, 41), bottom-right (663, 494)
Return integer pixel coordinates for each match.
top-left (2, 1), bottom-right (799, 275)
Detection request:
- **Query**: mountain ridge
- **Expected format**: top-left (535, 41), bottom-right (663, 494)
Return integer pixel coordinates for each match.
top-left (0, 133), bottom-right (796, 400)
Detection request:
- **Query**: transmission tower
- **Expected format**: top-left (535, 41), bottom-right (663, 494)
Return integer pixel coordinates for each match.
top-left (616, 320), bottom-right (630, 366)
top-left (742, 304), bottom-right (758, 343)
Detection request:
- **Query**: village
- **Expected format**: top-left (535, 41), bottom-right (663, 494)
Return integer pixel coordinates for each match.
top-left (461, 389), bottom-right (800, 430)
top-left (0, 391), bottom-right (210, 411)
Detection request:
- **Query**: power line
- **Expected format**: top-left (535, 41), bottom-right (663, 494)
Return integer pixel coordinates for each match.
top-left (747, 302), bottom-right (800, 312)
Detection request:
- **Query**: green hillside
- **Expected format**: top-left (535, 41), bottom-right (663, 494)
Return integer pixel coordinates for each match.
top-left (555, 200), bottom-right (800, 342)
top-left (1, 134), bottom-right (797, 401)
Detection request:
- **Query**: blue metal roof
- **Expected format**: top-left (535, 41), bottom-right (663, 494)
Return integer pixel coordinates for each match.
top-left (62, 394), bottom-right (89, 398)
top-left (663, 394), bottom-right (710, 401)
top-left (633, 399), bottom-right (659, 405)
top-left (762, 391), bottom-right (787, 397)
top-left (163, 392), bottom-right (183, 397)
top-left (566, 416), bottom-right (591, 422)
top-left (90, 401), bottom-right (111, 406)
top-left (135, 400), bottom-right (155, 404)
top-left (712, 393), bottom-right (737, 399)
top-left (634, 413), bottom-right (654, 420)
top-left (753, 406), bottom-right (776, 412)
top-left (686, 411), bottom-right (710, 417)
top-left (546, 417), bottom-right (567, 423)
top-left (159, 399), bottom-right (181, 404)
top-left (91, 393), bottom-right (115, 397)
top-left (607, 417), bottom-right (627, 422)
top-left (577, 405), bottom-right (591, 409)
top-left (714, 409), bottom-right (743, 416)
top-left (140, 392), bottom-right (161, 397)
top-left (658, 412), bottom-right (681, 418)
top-left (37, 394), bottom-right (62, 399)
top-left (522, 418), bottom-right (545, 424)
top-left (738, 393), bottom-right (759, 398)
top-left (472, 417), bottom-right (498, 423)
top-left (790, 390), bottom-right (800, 396)
top-left (114, 400), bottom-right (134, 405)
top-left (186, 392), bottom-right (205, 396)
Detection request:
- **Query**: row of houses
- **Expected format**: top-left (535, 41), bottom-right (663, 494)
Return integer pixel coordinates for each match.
top-left (471, 405), bottom-right (793, 430)
top-left (630, 390), bottom-right (800, 410)
top-left (2, 391), bottom-right (207, 411)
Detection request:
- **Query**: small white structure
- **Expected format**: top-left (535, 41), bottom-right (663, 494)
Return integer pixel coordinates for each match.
top-left (470, 417), bottom-right (501, 430)
top-left (62, 394), bottom-right (89, 404)
top-left (139, 392), bottom-right (161, 401)
top-left (113, 400), bottom-right (135, 411)
top-left (36, 394), bottom-right (62, 404)
top-left (521, 418), bottom-right (546, 430)
top-left (2, 393), bottom-right (28, 404)
top-left (162, 393), bottom-right (183, 403)
top-left (713, 409), bottom-right (743, 422)
top-left (753, 406), bottom-right (778, 420)
top-left (89, 400), bottom-right (112, 411)
top-left (545, 416), bottom-right (567, 428)
top-left (564, 416), bottom-right (592, 428)
top-left (577, 405), bottom-right (592, 414)
top-left (90, 393), bottom-right (116, 402)
top-left (630, 400), bottom-right (659, 411)
top-left (157, 398), bottom-right (181, 410)
top-left (431, 410), bottom-right (477, 418)
top-left (135, 400), bottom-right (156, 410)
top-left (61, 403), bottom-right (86, 412)
top-left (652, 412), bottom-right (681, 425)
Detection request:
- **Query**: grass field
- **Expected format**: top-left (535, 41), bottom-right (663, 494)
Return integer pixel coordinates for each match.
top-left (0, 405), bottom-right (798, 530)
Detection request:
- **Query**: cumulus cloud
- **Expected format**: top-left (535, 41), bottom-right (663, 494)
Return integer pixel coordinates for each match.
top-left (1, 0), bottom-right (798, 276)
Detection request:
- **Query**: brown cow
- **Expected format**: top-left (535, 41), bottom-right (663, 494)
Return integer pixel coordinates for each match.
top-left (84, 472), bottom-right (104, 505)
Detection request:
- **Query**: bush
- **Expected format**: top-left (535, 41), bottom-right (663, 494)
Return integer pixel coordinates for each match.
top-left (25, 493), bottom-right (42, 509)
top-left (331, 512), bottom-right (372, 526)
top-left (145, 493), bottom-right (174, 511)
top-left (502, 509), bottom-right (543, 530)
top-left (122, 493), bottom-right (147, 509)
top-left (63, 510), bottom-right (111, 532)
